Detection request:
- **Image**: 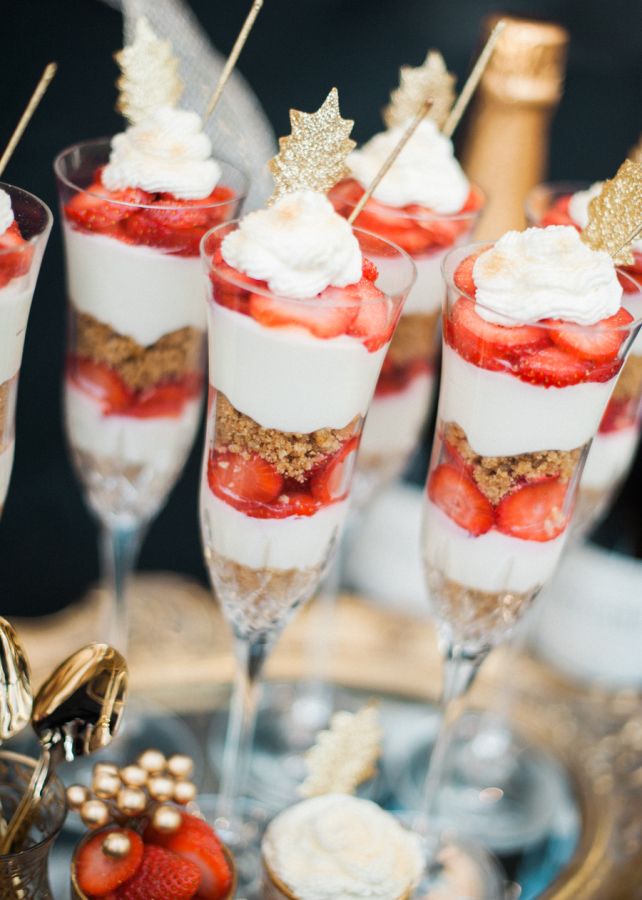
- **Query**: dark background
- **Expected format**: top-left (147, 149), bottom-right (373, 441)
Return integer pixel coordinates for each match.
top-left (1, 0), bottom-right (641, 617)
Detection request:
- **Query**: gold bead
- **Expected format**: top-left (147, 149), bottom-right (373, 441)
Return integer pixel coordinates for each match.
top-left (93, 771), bottom-right (121, 800)
top-left (80, 799), bottom-right (110, 829)
top-left (117, 786), bottom-right (147, 817)
top-left (151, 804), bottom-right (182, 834)
top-left (137, 749), bottom-right (166, 775)
top-left (120, 765), bottom-right (148, 788)
top-left (93, 762), bottom-right (119, 780)
top-left (102, 831), bottom-right (132, 859)
top-left (147, 776), bottom-right (174, 802)
top-left (66, 784), bottom-right (90, 811)
top-left (173, 780), bottom-right (197, 805)
top-left (167, 754), bottom-right (194, 781)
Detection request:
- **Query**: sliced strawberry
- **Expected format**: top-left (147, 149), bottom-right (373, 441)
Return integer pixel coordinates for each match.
top-left (427, 464), bottom-right (494, 536)
top-left (248, 291), bottom-right (356, 339)
top-left (123, 210), bottom-right (201, 255)
top-left (340, 278), bottom-right (392, 350)
top-left (448, 297), bottom-right (548, 370)
top-left (587, 357), bottom-right (622, 383)
top-left (496, 479), bottom-right (569, 542)
top-left (546, 308), bottom-right (633, 364)
top-left (539, 195), bottom-right (575, 228)
top-left (0, 220), bottom-right (32, 285)
top-left (618, 269), bottom-right (642, 294)
top-left (66, 183), bottom-right (150, 231)
top-left (128, 377), bottom-right (202, 418)
top-left (68, 358), bottom-right (133, 413)
top-left (115, 845), bottom-right (200, 900)
top-left (362, 258), bottom-right (379, 281)
top-left (76, 828), bottom-right (144, 897)
top-left (210, 246), bottom-right (265, 314)
top-left (404, 210), bottom-right (461, 247)
top-left (375, 358), bottom-right (431, 397)
top-left (208, 452), bottom-right (283, 505)
top-left (517, 346), bottom-right (592, 387)
top-left (453, 249), bottom-right (486, 299)
top-left (311, 436), bottom-right (359, 504)
top-left (145, 812), bottom-right (232, 900)
top-left (155, 185), bottom-right (236, 229)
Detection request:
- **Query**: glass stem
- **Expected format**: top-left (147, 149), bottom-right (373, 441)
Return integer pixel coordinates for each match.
top-left (100, 521), bottom-right (143, 657)
top-left (418, 640), bottom-right (489, 843)
top-left (216, 633), bottom-right (273, 831)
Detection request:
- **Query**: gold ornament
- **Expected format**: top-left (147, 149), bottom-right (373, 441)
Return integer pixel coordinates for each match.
top-left (137, 748), bottom-right (166, 775)
top-left (117, 786), bottom-right (147, 817)
top-left (167, 754), bottom-right (194, 781)
top-left (268, 87), bottom-right (356, 203)
top-left (384, 50), bottom-right (456, 130)
top-left (173, 780), bottom-right (197, 805)
top-left (102, 831), bottom-right (132, 859)
top-left (151, 804), bottom-right (182, 834)
top-left (120, 765), bottom-right (148, 788)
top-left (93, 762), bottom-right (119, 780)
top-left (299, 705), bottom-right (383, 798)
top-left (115, 17), bottom-right (184, 125)
top-left (66, 784), bottom-right (90, 811)
top-left (80, 799), bottom-right (110, 829)
top-left (148, 776), bottom-right (175, 802)
top-left (93, 771), bottom-right (121, 800)
top-left (582, 160), bottom-right (642, 266)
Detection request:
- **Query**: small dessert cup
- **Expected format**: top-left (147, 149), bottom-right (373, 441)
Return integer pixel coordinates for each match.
top-left (0, 751), bottom-right (67, 900)
top-left (331, 179), bottom-right (483, 504)
top-left (0, 184), bottom-right (52, 516)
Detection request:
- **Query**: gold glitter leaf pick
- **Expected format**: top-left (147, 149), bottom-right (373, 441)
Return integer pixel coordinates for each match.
top-left (299, 706), bottom-right (382, 798)
top-left (115, 17), bottom-right (184, 125)
top-left (582, 160), bottom-right (642, 266)
top-left (268, 88), bottom-right (356, 203)
top-left (384, 50), bottom-right (456, 130)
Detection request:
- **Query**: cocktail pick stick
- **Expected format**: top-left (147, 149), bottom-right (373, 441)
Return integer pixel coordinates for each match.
top-left (348, 100), bottom-right (433, 226)
top-left (0, 63), bottom-right (57, 178)
top-left (442, 20), bottom-right (506, 139)
top-left (204, 0), bottom-right (264, 120)
top-left (612, 221), bottom-right (642, 260)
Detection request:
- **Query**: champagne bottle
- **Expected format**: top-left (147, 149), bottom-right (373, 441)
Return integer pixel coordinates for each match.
top-left (461, 15), bottom-right (569, 238)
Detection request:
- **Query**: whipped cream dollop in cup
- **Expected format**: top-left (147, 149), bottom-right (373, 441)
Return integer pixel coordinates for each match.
top-left (568, 181), bottom-right (603, 229)
top-left (102, 105), bottom-right (221, 200)
top-left (221, 190), bottom-right (363, 299)
top-left (348, 118), bottom-right (469, 214)
top-left (0, 190), bottom-right (14, 235)
top-left (473, 225), bottom-right (622, 326)
top-left (262, 794), bottom-right (423, 900)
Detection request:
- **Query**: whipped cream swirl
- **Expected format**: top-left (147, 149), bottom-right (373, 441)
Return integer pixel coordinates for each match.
top-left (263, 795), bottom-right (423, 900)
top-left (102, 106), bottom-right (220, 200)
top-left (473, 226), bottom-right (621, 326)
top-left (221, 190), bottom-right (362, 299)
top-left (348, 118), bottom-right (469, 214)
top-left (0, 190), bottom-right (14, 234)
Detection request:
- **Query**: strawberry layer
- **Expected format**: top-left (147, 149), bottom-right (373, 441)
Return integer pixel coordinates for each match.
top-left (200, 487), bottom-right (348, 570)
top-left (423, 499), bottom-right (567, 594)
top-left (208, 302), bottom-right (386, 432)
top-left (65, 381), bottom-right (201, 471)
top-left (360, 368), bottom-right (434, 460)
top-left (581, 425), bottom-right (639, 490)
top-left (440, 344), bottom-right (615, 457)
top-left (63, 225), bottom-right (206, 346)
top-left (0, 439), bottom-right (15, 510)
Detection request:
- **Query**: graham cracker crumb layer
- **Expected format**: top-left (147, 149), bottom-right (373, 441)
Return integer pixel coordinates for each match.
top-left (74, 311), bottom-right (204, 391)
top-left (443, 421), bottom-right (583, 505)
top-left (0, 379), bottom-right (14, 450)
top-left (612, 353), bottom-right (642, 402)
top-left (215, 393), bottom-right (358, 482)
top-left (387, 310), bottom-right (440, 369)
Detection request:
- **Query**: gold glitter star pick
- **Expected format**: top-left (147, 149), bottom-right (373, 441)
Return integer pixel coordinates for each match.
top-left (582, 159), bottom-right (642, 266)
top-left (299, 705), bottom-right (382, 798)
top-left (384, 50), bottom-right (456, 130)
top-left (268, 88), bottom-right (356, 203)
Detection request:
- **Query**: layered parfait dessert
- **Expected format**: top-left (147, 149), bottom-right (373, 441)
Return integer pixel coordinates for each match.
top-left (527, 180), bottom-right (642, 529)
top-left (424, 225), bottom-right (639, 645)
top-left (201, 189), bottom-right (413, 636)
top-left (0, 185), bottom-right (51, 514)
top-left (331, 115), bottom-right (482, 495)
top-left (55, 18), bottom-right (244, 520)
top-left (261, 794), bottom-right (423, 900)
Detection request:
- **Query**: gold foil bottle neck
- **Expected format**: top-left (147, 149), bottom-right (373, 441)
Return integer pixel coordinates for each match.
top-left (480, 15), bottom-right (568, 106)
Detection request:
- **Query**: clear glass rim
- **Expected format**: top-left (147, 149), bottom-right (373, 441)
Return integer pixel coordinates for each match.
top-left (0, 181), bottom-right (53, 254)
top-left (333, 178), bottom-right (486, 224)
top-left (201, 218), bottom-right (418, 306)
top-left (524, 180), bottom-right (592, 225)
top-left (53, 137), bottom-right (249, 212)
top-left (442, 240), bottom-right (642, 334)
top-left (0, 750), bottom-right (67, 860)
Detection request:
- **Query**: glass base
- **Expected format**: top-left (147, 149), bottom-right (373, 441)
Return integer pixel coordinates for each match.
top-left (411, 833), bottom-right (506, 899)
